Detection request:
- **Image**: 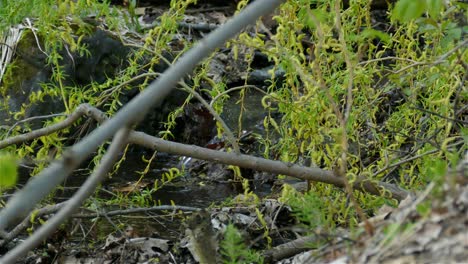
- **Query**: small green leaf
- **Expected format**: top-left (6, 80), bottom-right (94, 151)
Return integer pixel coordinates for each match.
top-left (392, 0), bottom-right (426, 23)
top-left (416, 201), bottom-right (431, 216)
top-left (0, 152), bottom-right (18, 188)
top-left (359, 28), bottom-right (392, 44)
top-left (426, 0), bottom-right (443, 19)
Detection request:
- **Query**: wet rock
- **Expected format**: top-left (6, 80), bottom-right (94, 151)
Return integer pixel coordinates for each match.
top-left (0, 29), bottom-right (131, 127)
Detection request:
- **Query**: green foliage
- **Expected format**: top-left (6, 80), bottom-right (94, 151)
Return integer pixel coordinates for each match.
top-left (0, 0), bottom-right (117, 177)
top-left (415, 200), bottom-right (432, 217)
top-left (0, 0), bottom-right (194, 195)
top-left (0, 151), bottom-right (18, 189)
top-left (220, 224), bottom-right (264, 264)
top-left (0, 0), bottom-right (465, 246)
top-left (230, 0), bottom-right (465, 226)
top-left (392, 0), bottom-right (444, 22)
top-left (153, 167), bottom-right (183, 190)
top-left (279, 184), bottom-right (328, 229)
top-left (381, 222), bottom-right (415, 246)
top-left (392, 0), bottom-right (427, 22)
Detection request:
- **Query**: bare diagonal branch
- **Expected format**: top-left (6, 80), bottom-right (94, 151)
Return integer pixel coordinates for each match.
top-left (0, 128), bottom-right (131, 262)
top-left (0, 0), bottom-right (285, 231)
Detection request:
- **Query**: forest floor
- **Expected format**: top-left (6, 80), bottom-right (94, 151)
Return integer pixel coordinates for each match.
top-left (1, 1), bottom-right (467, 263)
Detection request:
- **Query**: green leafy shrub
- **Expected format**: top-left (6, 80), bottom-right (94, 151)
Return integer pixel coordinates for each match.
top-left (221, 224), bottom-right (264, 264)
top-left (0, 0), bottom-right (465, 232)
top-left (0, 151), bottom-right (18, 189)
top-left (229, 0), bottom-right (466, 225)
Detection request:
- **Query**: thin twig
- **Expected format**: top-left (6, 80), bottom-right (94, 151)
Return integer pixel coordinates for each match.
top-left (209, 85), bottom-right (268, 107)
top-left (1, 103), bottom-right (409, 201)
top-left (334, 0), bottom-right (371, 234)
top-left (0, 127), bottom-right (131, 262)
top-left (179, 81), bottom-right (241, 154)
top-left (372, 141), bottom-right (464, 178)
top-left (0, 202), bottom-right (67, 246)
top-left (409, 106), bottom-right (468, 125)
top-left (357, 56), bottom-right (419, 66)
top-left (0, 0), bottom-right (286, 233)
top-left (97, 72), bottom-right (161, 106)
top-left (5, 113), bottom-right (66, 138)
top-left (391, 38), bottom-right (468, 74)
top-left (23, 18), bottom-right (48, 56)
top-left (185, 6), bottom-right (232, 14)
top-left (0, 105), bottom-right (88, 149)
top-left (72, 205), bottom-right (201, 218)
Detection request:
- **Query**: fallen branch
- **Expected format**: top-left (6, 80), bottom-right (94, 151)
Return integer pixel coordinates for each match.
top-left (0, 104), bottom-right (89, 149)
top-left (0, 0), bottom-right (285, 233)
top-left (0, 103), bottom-right (410, 201)
top-left (72, 205), bottom-right (201, 218)
top-left (262, 234), bottom-right (323, 263)
top-left (0, 202), bottom-right (66, 247)
top-left (129, 131), bottom-right (408, 200)
top-left (0, 128), bottom-right (131, 262)
top-left (0, 203), bottom-right (200, 247)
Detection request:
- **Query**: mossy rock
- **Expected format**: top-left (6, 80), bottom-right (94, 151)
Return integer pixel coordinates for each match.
top-left (0, 28), bottom-right (131, 127)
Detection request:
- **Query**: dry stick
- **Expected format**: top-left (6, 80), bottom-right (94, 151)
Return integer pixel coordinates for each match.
top-left (357, 56), bottom-right (419, 66)
top-left (358, 44), bottom-right (464, 67)
top-left (97, 72), bottom-right (161, 106)
top-left (334, 0), bottom-right (372, 235)
top-left (0, 128), bottom-right (131, 263)
top-left (372, 140), bottom-right (464, 178)
top-left (209, 85), bottom-right (268, 107)
top-left (391, 38), bottom-right (468, 74)
top-left (4, 114), bottom-right (66, 138)
top-left (409, 106), bottom-right (468, 125)
top-left (0, 112), bottom-right (407, 252)
top-left (362, 182), bottom-right (436, 264)
top-left (128, 131), bottom-right (408, 200)
top-left (141, 20), bottom-right (219, 32)
top-left (185, 6), bottom-right (232, 14)
top-left (0, 202), bottom-right (67, 247)
top-left (262, 234), bottom-right (321, 262)
top-left (72, 205), bottom-right (201, 218)
top-left (0, 104), bottom-right (89, 149)
top-left (0, 104), bottom-right (106, 150)
top-left (0, 103), bottom-right (409, 201)
top-left (0, 202), bottom-right (199, 246)
top-left (0, 106), bottom-right (408, 217)
top-left (0, 0), bottom-right (285, 232)
top-left (179, 81), bottom-right (240, 154)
